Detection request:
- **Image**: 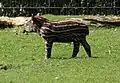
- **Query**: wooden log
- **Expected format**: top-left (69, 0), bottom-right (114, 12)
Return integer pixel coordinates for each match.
top-left (0, 21), bottom-right (13, 28)
top-left (84, 17), bottom-right (120, 26)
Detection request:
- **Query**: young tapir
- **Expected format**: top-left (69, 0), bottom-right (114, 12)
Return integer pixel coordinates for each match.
top-left (23, 16), bottom-right (91, 59)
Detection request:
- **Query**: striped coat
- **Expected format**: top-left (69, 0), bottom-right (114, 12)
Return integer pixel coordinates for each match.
top-left (23, 16), bottom-right (91, 59)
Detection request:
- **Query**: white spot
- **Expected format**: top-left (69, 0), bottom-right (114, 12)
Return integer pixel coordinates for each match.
top-left (55, 77), bottom-right (59, 80)
top-left (0, 3), bottom-right (2, 8)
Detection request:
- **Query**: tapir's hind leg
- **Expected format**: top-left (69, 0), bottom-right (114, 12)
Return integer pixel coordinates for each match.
top-left (72, 42), bottom-right (80, 58)
top-left (81, 38), bottom-right (91, 57)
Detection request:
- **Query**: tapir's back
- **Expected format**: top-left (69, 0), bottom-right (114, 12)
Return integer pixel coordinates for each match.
top-left (40, 21), bottom-right (89, 42)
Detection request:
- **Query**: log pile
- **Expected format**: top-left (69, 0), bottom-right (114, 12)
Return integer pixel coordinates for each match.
top-left (83, 16), bottom-right (120, 26)
top-left (0, 21), bottom-right (13, 28)
top-left (0, 17), bottom-right (31, 28)
top-left (1, 15), bottom-right (120, 29)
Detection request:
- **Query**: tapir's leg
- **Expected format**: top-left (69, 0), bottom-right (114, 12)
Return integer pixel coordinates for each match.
top-left (81, 37), bottom-right (91, 57)
top-left (45, 40), bottom-right (53, 59)
top-left (72, 42), bottom-right (80, 58)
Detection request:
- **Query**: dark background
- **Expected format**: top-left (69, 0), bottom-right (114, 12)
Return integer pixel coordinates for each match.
top-left (0, 0), bottom-right (120, 16)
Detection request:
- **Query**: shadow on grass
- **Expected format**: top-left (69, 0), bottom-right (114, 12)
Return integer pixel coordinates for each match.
top-left (52, 57), bottom-right (70, 60)
top-left (51, 56), bottom-right (99, 60)
top-left (0, 64), bottom-right (13, 70)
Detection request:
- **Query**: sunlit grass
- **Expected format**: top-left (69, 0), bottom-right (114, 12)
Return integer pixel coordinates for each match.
top-left (43, 14), bottom-right (83, 20)
top-left (0, 16), bottom-right (120, 83)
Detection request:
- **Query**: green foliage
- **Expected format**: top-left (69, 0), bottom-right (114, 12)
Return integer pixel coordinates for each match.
top-left (0, 16), bottom-right (120, 82)
top-left (43, 14), bottom-right (83, 20)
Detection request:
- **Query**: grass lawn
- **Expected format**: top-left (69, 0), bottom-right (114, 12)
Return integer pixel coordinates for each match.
top-left (0, 15), bottom-right (120, 83)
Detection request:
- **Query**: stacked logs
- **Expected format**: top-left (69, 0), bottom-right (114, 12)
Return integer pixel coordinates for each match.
top-left (83, 16), bottom-right (120, 26)
top-left (0, 21), bottom-right (13, 28)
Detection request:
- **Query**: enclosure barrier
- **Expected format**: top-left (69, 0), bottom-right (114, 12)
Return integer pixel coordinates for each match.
top-left (0, 0), bottom-right (120, 16)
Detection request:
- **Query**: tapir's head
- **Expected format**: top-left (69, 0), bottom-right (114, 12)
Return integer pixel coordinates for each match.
top-left (23, 19), bottom-right (37, 33)
top-left (23, 15), bottom-right (48, 33)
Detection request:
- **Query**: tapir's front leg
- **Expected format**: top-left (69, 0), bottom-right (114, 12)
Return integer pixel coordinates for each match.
top-left (45, 40), bottom-right (53, 59)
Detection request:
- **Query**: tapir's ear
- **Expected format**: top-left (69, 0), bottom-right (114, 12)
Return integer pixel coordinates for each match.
top-left (31, 15), bottom-right (38, 23)
top-left (37, 13), bottom-right (40, 16)
top-left (31, 15), bottom-right (35, 21)
top-left (31, 13), bottom-right (37, 20)
top-left (32, 13), bottom-right (37, 16)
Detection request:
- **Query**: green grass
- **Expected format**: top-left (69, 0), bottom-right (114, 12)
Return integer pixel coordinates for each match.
top-left (0, 16), bottom-right (120, 83)
top-left (43, 14), bottom-right (84, 20)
